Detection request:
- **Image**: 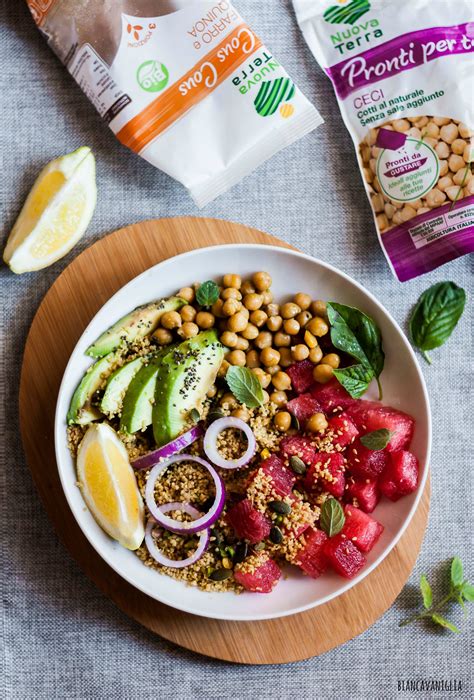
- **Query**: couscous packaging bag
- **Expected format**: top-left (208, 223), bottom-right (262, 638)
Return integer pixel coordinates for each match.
top-left (293, 0), bottom-right (474, 280)
top-left (26, 0), bottom-right (323, 207)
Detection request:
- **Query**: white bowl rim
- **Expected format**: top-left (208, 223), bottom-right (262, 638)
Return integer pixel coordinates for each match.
top-left (54, 242), bottom-right (431, 621)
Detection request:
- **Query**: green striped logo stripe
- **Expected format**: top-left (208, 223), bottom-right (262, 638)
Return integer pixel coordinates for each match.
top-left (258, 78), bottom-right (283, 116)
top-left (261, 78), bottom-right (288, 116)
top-left (254, 80), bottom-right (272, 111)
top-left (323, 0), bottom-right (370, 25)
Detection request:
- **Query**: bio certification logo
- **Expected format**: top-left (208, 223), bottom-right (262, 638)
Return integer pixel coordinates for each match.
top-left (324, 0), bottom-right (371, 25)
top-left (136, 60), bottom-right (169, 93)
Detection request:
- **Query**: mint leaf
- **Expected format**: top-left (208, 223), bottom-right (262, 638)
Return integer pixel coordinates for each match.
top-left (196, 280), bottom-right (219, 307)
top-left (360, 428), bottom-right (393, 451)
top-left (431, 614), bottom-right (460, 633)
top-left (451, 557), bottom-right (464, 588)
top-left (226, 366), bottom-right (264, 408)
top-left (320, 498), bottom-right (345, 537)
top-left (420, 575), bottom-right (432, 610)
top-left (461, 583), bottom-right (474, 602)
top-left (333, 364), bottom-right (375, 399)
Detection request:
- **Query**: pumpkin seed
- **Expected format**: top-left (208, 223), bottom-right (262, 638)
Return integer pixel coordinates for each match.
top-left (208, 408), bottom-right (225, 424)
top-left (209, 568), bottom-right (232, 581)
top-left (291, 414), bottom-right (300, 431)
top-left (268, 500), bottom-right (291, 515)
top-left (290, 455), bottom-right (307, 475)
top-left (233, 542), bottom-right (248, 564)
top-left (225, 545), bottom-right (235, 558)
top-left (190, 408), bottom-right (201, 423)
top-left (269, 525), bottom-right (283, 544)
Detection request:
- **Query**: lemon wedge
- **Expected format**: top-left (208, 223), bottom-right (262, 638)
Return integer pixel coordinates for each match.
top-left (77, 423), bottom-right (145, 550)
top-left (3, 146), bottom-right (96, 273)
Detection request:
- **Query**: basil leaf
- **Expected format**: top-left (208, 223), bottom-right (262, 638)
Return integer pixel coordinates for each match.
top-left (409, 282), bottom-right (466, 364)
top-left (333, 364), bottom-right (374, 399)
top-left (226, 366), bottom-right (264, 408)
top-left (320, 498), bottom-right (345, 537)
top-left (327, 302), bottom-right (384, 398)
top-left (450, 556), bottom-right (464, 588)
top-left (431, 614), bottom-right (460, 633)
top-left (420, 575), bottom-right (433, 610)
top-left (461, 583), bottom-right (474, 602)
top-left (196, 280), bottom-right (219, 307)
top-left (360, 428), bottom-right (393, 451)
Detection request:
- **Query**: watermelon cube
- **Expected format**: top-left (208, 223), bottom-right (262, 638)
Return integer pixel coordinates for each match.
top-left (342, 505), bottom-right (384, 552)
top-left (304, 452), bottom-right (346, 497)
top-left (346, 401), bottom-right (414, 452)
top-left (294, 528), bottom-right (328, 578)
top-left (379, 450), bottom-right (419, 501)
top-left (346, 477), bottom-right (380, 513)
top-left (311, 378), bottom-right (355, 413)
top-left (328, 413), bottom-right (359, 448)
top-left (323, 534), bottom-right (366, 578)
top-left (286, 393), bottom-right (322, 423)
top-left (287, 360), bottom-right (315, 394)
top-left (283, 496), bottom-right (317, 538)
top-left (279, 435), bottom-right (317, 465)
top-left (234, 552), bottom-right (281, 593)
top-left (227, 499), bottom-right (270, 544)
top-left (346, 439), bottom-right (388, 479)
top-left (260, 454), bottom-right (296, 496)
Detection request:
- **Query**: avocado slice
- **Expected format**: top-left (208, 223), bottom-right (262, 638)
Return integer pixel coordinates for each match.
top-left (100, 356), bottom-right (145, 417)
top-left (152, 330), bottom-right (224, 446)
top-left (120, 349), bottom-right (170, 434)
top-left (85, 296), bottom-right (185, 358)
top-left (67, 351), bottom-right (119, 425)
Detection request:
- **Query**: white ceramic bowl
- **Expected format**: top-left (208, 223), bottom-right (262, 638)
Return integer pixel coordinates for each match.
top-left (55, 244), bottom-right (431, 621)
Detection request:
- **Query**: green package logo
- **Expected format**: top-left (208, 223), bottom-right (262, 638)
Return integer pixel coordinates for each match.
top-left (254, 78), bottom-right (295, 117)
top-left (324, 0), bottom-right (371, 25)
top-left (136, 60), bottom-right (169, 93)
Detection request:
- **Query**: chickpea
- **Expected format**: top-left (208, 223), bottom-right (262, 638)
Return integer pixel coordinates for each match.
top-left (240, 306), bottom-right (250, 320)
top-left (384, 202), bottom-right (396, 219)
top-left (211, 298), bottom-right (225, 318)
top-left (306, 412), bottom-right (328, 433)
top-left (313, 363), bottom-right (334, 384)
top-left (243, 293), bottom-right (263, 311)
top-left (254, 331), bottom-right (273, 349)
top-left (309, 346), bottom-right (323, 364)
top-left (437, 175), bottom-right (454, 192)
top-left (260, 347), bottom-right (281, 367)
top-left (252, 271), bottom-right (272, 291)
top-left (459, 122), bottom-right (474, 138)
top-left (250, 309), bottom-right (268, 327)
top-left (227, 349), bottom-right (246, 366)
top-left (221, 287), bottom-right (242, 301)
top-left (266, 303), bottom-right (280, 317)
top-left (407, 126), bottom-right (421, 139)
top-left (177, 286), bottom-right (195, 303)
top-left (274, 332), bottom-right (291, 348)
top-left (377, 213), bottom-right (389, 231)
top-left (283, 318), bottom-right (300, 335)
top-left (310, 300), bottom-right (327, 317)
top-left (451, 138), bottom-right (467, 156)
top-left (307, 316), bottom-right (329, 337)
top-left (440, 123), bottom-right (458, 144)
top-left (220, 392), bottom-right (239, 409)
top-left (240, 280), bottom-right (255, 295)
top-left (267, 364), bottom-right (281, 376)
top-left (392, 119), bottom-right (410, 132)
top-left (217, 360), bottom-right (230, 378)
top-left (179, 322), bottom-right (199, 339)
top-left (161, 310), bottom-right (182, 329)
top-left (424, 121), bottom-right (440, 139)
top-left (372, 193), bottom-right (385, 213)
top-left (262, 290), bottom-right (273, 305)
top-left (322, 353), bottom-right (340, 369)
top-left (274, 411), bottom-right (291, 432)
top-left (464, 178), bottom-right (474, 195)
top-left (463, 143), bottom-right (473, 163)
top-left (433, 116), bottom-right (451, 126)
top-left (196, 311), bottom-right (215, 329)
top-left (294, 292), bottom-right (311, 310)
top-left (232, 408), bottom-right (249, 422)
top-left (206, 385), bottom-right (217, 398)
top-left (423, 136), bottom-right (438, 148)
top-left (227, 312), bottom-right (248, 333)
top-left (439, 159), bottom-right (449, 177)
top-left (252, 367), bottom-right (271, 388)
top-left (246, 349), bottom-right (260, 368)
top-left (223, 273), bottom-right (241, 289)
top-left (270, 390), bottom-right (287, 407)
top-left (424, 188), bottom-right (446, 208)
top-left (222, 298), bottom-right (242, 317)
top-left (235, 337), bottom-right (249, 351)
top-left (279, 347), bottom-right (293, 368)
top-left (453, 167), bottom-right (471, 186)
top-left (220, 331), bottom-right (238, 348)
top-left (281, 302), bottom-right (301, 319)
top-left (266, 315), bottom-right (283, 332)
top-left (241, 323), bottom-right (259, 340)
top-left (292, 344), bottom-right (309, 362)
top-left (296, 310), bottom-right (312, 327)
top-left (180, 304), bottom-right (197, 322)
top-left (448, 154), bottom-right (466, 172)
top-left (271, 370), bottom-right (291, 391)
top-left (434, 141), bottom-right (450, 160)
top-left (304, 330), bottom-right (318, 349)
top-left (445, 185), bottom-right (459, 201)
top-left (153, 328), bottom-right (173, 345)
top-left (399, 206), bottom-right (417, 223)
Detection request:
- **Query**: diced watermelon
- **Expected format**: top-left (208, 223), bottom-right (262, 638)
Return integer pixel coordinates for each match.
top-left (323, 534), bottom-right (366, 578)
top-left (294, 528), bottom-right (328, 578)
top-left (310, 378), bottom-right (355, 413)
top-left (304, 452), bottom-right (346, 497)
top-left (227, 499), bottom-right (270, 544)
top-left (342, 505), bottom-right (384, 552)
top-left (286, 393), bottom-right (322, 423)
top-left (260, 454), bottom-right (296, 496)
top-left (379, 450), bottom-right (419, 501)
top-left (279, 435), bottom-right (317, 465)
top-left (345, 401), bottom-right (414, 452)
top-left (346, 439), bottom-right (388, 479)
top-left (346, 477), bottom-right (380, 513)
top-left (287, 360), bottom-right (315, 394)
top-left (328, 413), bottom-right (359, 448)
top-left (234, 552), bottom-right (281, 593)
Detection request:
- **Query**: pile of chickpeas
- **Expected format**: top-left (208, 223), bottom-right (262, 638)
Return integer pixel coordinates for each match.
top-left (152, 272), bottom-right (342, 434)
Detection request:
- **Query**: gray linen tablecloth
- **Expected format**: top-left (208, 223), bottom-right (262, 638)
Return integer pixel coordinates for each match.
top-left (1, 2), bottom-right (473, 698)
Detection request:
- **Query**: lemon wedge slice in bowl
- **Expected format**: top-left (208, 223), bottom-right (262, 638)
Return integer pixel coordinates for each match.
top-left (76, 423), bottom-right (145, 550)
top-left (3, 146), bottom-right (96, 273)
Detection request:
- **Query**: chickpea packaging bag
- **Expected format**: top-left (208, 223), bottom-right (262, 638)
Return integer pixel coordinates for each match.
top-left (293, 0), bottom-right (474, 280)
top-left (26, 0), bottom-right (323, 207)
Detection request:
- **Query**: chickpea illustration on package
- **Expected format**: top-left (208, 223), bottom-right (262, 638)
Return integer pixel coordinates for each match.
top-left (26, 0), bottom-right (322, 207)
top-left (293, 0), bottom-right (474, 280)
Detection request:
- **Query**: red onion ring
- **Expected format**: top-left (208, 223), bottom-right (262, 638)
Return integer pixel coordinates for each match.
top-left (132, 425), bottom-right (204, 471)
top-left (144, 504), bottom-right (210, 568)
top-left (145, 454), bottom-right (225, 534)
top-left (203, 417), bottom-right (256, 469)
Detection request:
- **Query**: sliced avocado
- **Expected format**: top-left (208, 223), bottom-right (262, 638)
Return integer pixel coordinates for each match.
top-left (100, 356), bottom-right (145, 417)
top-left (120, 349), bottom-right (170, 434)
top-left (86, 296), bottom-right (185, 358)
top-left (152, 330), bottom-right (224, 447)
top-left (67, 351), bottom-right (119, 425)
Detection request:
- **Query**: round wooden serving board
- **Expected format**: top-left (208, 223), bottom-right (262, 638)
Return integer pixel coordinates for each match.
top-left (19, 217), bottom-right (430, 664)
